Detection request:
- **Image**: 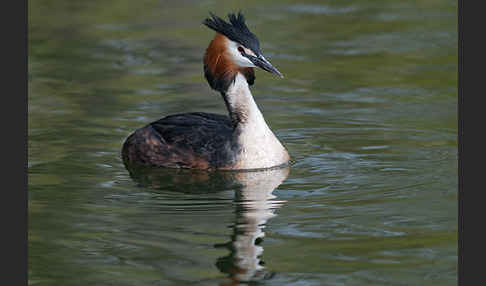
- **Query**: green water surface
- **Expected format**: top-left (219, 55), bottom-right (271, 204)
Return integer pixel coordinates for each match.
top-left (29, 0), bottom-right (457, 285)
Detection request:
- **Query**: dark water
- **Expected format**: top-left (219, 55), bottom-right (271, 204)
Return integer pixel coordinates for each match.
top-left (29, 0), bottom-right (457, 285)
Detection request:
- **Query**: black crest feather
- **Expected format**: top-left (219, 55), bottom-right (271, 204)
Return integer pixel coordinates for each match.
top-left (203, 12), bottom-right (261, 55)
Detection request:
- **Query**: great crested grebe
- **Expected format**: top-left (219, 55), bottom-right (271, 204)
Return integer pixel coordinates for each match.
top-left (122, 12), bottom-right (290, 170)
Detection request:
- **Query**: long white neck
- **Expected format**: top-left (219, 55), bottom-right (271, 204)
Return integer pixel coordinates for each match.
top-left (223, 73), bottom-right (289, 169)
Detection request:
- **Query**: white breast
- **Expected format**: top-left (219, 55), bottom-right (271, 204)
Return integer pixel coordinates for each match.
top-left (225, 73), bottom-right (290, 169)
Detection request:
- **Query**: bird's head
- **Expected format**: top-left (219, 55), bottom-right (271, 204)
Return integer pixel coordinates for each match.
top-left (203, 12), bottom-right (283, 93)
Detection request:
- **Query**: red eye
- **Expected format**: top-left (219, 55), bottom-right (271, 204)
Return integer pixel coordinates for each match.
top-left (237, 46), bottom-right (244, 53)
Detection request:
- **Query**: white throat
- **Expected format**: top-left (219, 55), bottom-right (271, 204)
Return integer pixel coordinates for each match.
top-left (224, 73), bottom-right (290, 169)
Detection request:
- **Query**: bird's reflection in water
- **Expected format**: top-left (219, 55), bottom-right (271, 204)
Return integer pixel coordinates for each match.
top-left (215, 167), bottom-right (289, 285)
top-left (125, 164), bottom-right (290, 285)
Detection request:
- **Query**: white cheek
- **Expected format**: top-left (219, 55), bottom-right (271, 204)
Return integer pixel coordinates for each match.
top-left (226, 40), bottom-right (256, 68)
top-left (233, 53), bottom-right (256, 67)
